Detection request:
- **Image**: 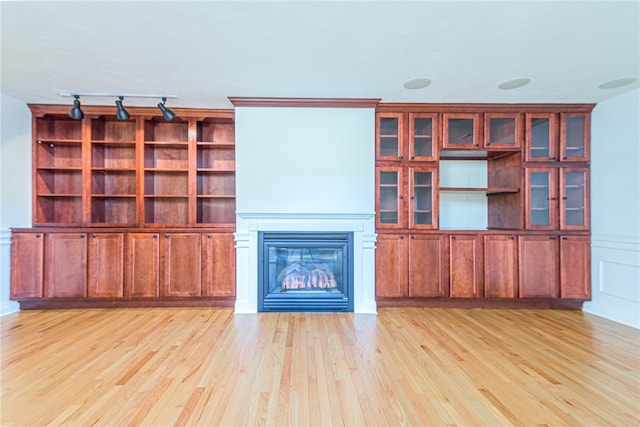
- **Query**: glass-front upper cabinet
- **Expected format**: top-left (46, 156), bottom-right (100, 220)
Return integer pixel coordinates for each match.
top-left (560, 113), bottom-right (590, 162)
top-left (484, 113), bottom-right (522, 149)
top-left (376, 113), bottom-right (404, 161)
top-left (376, 167), bottom-right (404, 229)
top-left (525, 168), bottom-right (558, 230)
top-left (409, 114), bottom-right (438, 161)
top-left (560, 168), bottom-right (589, 230)
top-left (525, 113), bottom-right (557, 162)
top-left (442, 113), bottom-right (482, 149)
top-left (409, 167), bottom-right (438, 229)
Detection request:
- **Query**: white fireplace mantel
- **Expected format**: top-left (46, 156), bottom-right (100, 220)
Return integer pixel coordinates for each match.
top-left (234, 212), bottom-right (377, 314)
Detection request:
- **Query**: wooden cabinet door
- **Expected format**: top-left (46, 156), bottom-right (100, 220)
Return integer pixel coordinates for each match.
top-left (408, 113), bottom-right (438, 161)
top-left (376, 112), bottom-right (404, 161)
top-left (560, 113), bottom-right (590, 162)
top-left (202, 233), bottom-right (236, 297)
top-left (442, 113), bottom-right (482, 149)
top-left (375, 234), bottom-right (408, 298)
top-left (560, 236), bottom-right (591, 299)
top-left (87, 233), bottom-right (124, 298)
top-left (449, 235), bottom-right (483, 298)
top-left (525, 168), bottom-right (558, 230)
top-left (519, 235), bottom-right (558, 298)
top-left (408, 234), bottom-right (447, 297)
top-left (10, 233), bottom-right (44, 299)
top-left (484, 235), bottom-right (518, 298)
top-left (376, 167), bottom-right (405, 229)
top-left (484, 113), bottom-right (523, 150)
top-left (126, 233), bottom-right (160, 298)
top-left (45, 233), bottom-right (87, 298)
top-left (408, 167), bottom-right (438, 230)
top-left (559, 168), bottom-right (589, 231)
top-left (162, 233), bottom-right (202, 297)
top-left (525, 113), bottom-right (557, 162)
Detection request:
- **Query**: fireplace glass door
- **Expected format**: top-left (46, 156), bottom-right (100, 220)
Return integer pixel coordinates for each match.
top-left (258, 232), bottom-right (353, 312)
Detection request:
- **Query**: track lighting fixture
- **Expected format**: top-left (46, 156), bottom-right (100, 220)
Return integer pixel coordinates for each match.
top-left (59, 92), bottom-right (177, 121)
top-left (115, 96), bottom-right (130, 120)
top-left (68, 95), bottom-right (84, 120)
top-left (157, 97), bottom-right (176, 121)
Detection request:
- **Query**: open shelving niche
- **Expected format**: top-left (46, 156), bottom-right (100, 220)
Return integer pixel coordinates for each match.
top-left (438, 150), bottom-right (521, 231)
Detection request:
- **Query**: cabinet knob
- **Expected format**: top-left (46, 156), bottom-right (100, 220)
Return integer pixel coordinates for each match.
top-left (207, 234), bottom-right (212, 238)
top-left (399, 195), bottom-right (403, 199)
top-left (165, 234), bottom-right (170, 238)
top-left (562, 197), bottom-right (567, 200)
top-left (400, 235), bottom-right (404, 240)
top-left (153, 234), bottom-right (158, 238)
top-left (550, 157), bottom-right (556, 160)
top-left (400, 156), bottom-right (403, 160)
top-left (551, 236), bottom-right (557, 240)
top-left (411, 196), bottom-right (415, 200)
top-left (410, 235), bottom-right (414, 239)
top-left (562, 237), bottom-right (568, 240)
top-left (92, 234), bottom-right (97, 238)
top-left (80, 235), bottom-right (85, 239)
top-left (35, 234), bottom-right (41, 238)
top-left (411, 156), bottom-right (415, 160)
top-left (452, 236), bottom-right (456, 240)
top-left (475, 144), bottom-right (479, 147)
top-left (510, 236), bottom-right (515, 240)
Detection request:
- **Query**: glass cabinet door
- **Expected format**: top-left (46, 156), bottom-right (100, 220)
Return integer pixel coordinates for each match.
top-left (560, 168), bottom-right (589, 230)
top-left (525, 113), bottom-right (557, 162)
top-left (409, 167), bottom-right (437, 229)
top-left (560, 113), bottom-right (590, 162)
top-left (525, 168), bottom-right (558, 230)
top-left (484, 113), bottom-right (522, 149)
top-left (442, 113), bottom-right (481, 149)
top-left (376, 167), bottom-right (404, 229)
top-left (409, 114), bottom-right (438, 161)
top-left (376, 113), bottom-right (404, 160)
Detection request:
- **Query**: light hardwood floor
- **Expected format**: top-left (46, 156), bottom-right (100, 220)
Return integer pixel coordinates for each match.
top-left (1, 308), bottom-right (638, 426)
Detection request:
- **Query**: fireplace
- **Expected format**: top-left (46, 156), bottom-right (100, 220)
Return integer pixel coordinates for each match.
top-left (258, 232), bottom-right (354, 312)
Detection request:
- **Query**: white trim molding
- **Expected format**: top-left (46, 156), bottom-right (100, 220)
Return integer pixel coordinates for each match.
top-left (0, 229), bottom-right (20, 316)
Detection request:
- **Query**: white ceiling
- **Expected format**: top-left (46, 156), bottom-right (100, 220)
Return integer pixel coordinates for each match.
top-left (1, 1), bottom-right (639, 109)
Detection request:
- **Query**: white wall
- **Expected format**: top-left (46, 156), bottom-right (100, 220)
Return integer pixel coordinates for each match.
top-left (236, 107), bottom-right (374, 215)
top-left (0, 93), bottom-right (32, 315)
top-left (584, 88), bottom-right (640, 328)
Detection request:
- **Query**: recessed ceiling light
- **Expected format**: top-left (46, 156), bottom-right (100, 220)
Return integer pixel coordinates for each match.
top-left (403, 78), bottom-right (432, 90)
top-left (598, 77), bottom-right (638, 89)
top-left (498, 78), bottom-right (531, 90)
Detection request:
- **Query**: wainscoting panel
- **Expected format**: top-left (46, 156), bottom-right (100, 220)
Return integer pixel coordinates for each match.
top-left (0, 229), bottom-right (20, 316)
top-left (584, 233), bottom-right (640, 328)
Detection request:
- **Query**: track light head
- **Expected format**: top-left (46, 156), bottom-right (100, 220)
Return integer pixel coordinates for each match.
top-left (115, 96), bottom-right (130, 120)
top-left (157, 97), bottom-right (176, 121)
top-left (68, 95), bottom-right (84, 120)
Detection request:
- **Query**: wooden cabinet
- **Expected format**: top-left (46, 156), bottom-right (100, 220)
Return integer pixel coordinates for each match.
top-left (161, 233), bottom-right (202, 297)
top-left (408, 113), bottom-right (439, 161)
top-left (126, 233), bottom-right (160, 298)
top-left (196, 118), bottom-right (236, 226)
top-left (88, 233), bottom-right (124, 298)
top-left (376, 112), bottom-right (404, 161)
top-left (525, 167), bottom-right (589, 230)
top-left (560, 113), bottom-right (590, 162)
top-left (45, 233), bottom-right (87, 298)
top-left (560, 236), bottom-right (591, 299)
top-left (484, 113), bottom-right (523, 150)
top-left (484, 235), bottom-right (518, 298)
top-left (448, 234), bottom-right (483, 298)
top-left (408, 167), bottom-right (438, 229)
top-left (376, 167), bottom-right (404, 229)
top-left (525, 112), bottom-right (589, 163)
top-left (10, 233), bottom-right (44, 299)
top-left (375, 234), bottom-right (407, 298)
top-left (442, 113), bottom-right (482, 149)
top-left (202, 233), bottom-right (236, 297)
top-left (89, 116), bottom-right (137, 226)
top-left (29, 105), bottom-right (236, 228)
top-left (519, 235), bottom-right (558, 298)
top-left (33, 115), bottom-right (83, 226)
top-left (408, 234), bottom-right (447, 297)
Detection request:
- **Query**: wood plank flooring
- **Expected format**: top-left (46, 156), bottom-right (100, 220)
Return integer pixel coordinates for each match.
top-left (1, 308), bottom-right (639, 426)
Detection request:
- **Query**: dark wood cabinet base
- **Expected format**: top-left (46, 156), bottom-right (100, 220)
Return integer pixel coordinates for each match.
top-left (376, 297), bottom-right (584, 310)
top-left (18, 298), bottom-right (235, 310)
